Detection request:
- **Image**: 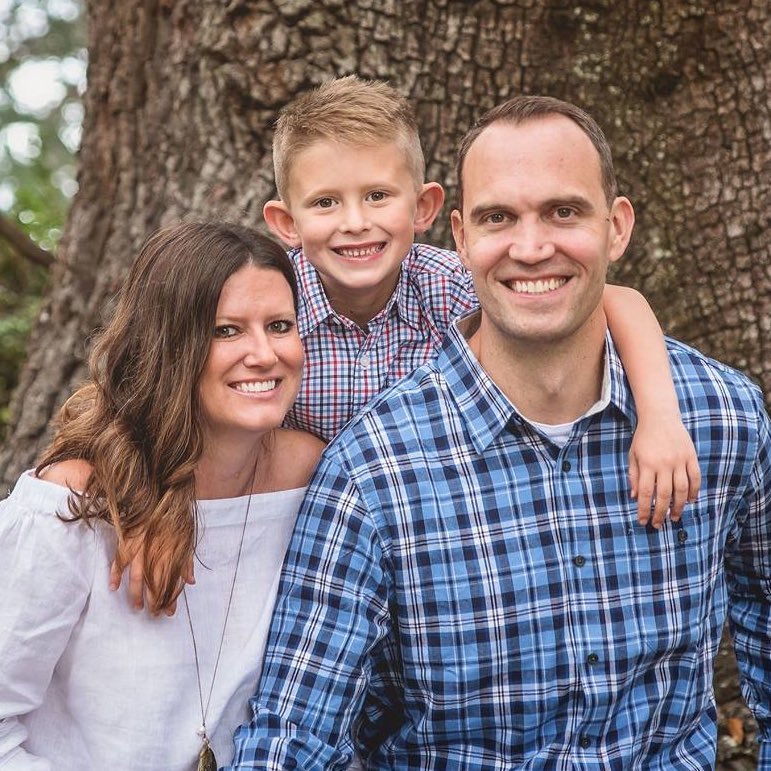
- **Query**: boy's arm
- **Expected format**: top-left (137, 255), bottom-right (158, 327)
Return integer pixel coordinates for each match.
top-left (602, 284), bottom-right (701, 528)
top-left (109, 537), bottom-right (194, 616)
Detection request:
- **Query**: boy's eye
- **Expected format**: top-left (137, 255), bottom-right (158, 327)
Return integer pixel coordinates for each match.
top-left (268, 319), bottom-right (295, 334)
top-left (367, 191), bottom-right (387, 203)
top-left (213, 324), bottom-right (239, 338)
top-left (314, 197), bottom-right (335, 209)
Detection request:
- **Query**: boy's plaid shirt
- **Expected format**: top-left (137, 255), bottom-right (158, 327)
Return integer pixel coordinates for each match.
top-left (283, 243), bottom-right (477, 441)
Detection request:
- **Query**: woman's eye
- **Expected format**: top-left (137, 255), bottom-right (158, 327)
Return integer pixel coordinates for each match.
top-left (268, 320), bottom-right (294, 334)
top-left (213, 325), bottom-right (239, 338)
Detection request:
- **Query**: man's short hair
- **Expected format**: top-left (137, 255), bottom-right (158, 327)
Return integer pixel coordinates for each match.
top-left (272, 75), bottom-right (425, 200)
top-left (456, 95), bottom-right (619, 208)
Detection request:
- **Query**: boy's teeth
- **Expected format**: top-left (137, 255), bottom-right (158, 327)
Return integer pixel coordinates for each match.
top-left (509, 277), bottom-right (567, 294)
top-left (233, 380), bottom-right (276, 393)
top-left (336, 243), bottom-right (384, 258)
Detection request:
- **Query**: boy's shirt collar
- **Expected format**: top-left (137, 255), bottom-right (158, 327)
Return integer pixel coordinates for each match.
top-left (290, 246), bottom-right (422, 334)
top-left (393, 246), bottom-right (424, 331)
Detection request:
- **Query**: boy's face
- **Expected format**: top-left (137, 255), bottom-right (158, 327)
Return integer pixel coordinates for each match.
top-left (265, 140), bottom-right (442, 323)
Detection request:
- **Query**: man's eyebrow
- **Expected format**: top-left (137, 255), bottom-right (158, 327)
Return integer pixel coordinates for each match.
top-left (467, 195), bottom-right (599, 221)
top-left (468, 202), bottom-right (510, 221)
top-left (543, 195), bottom-right (596, 212)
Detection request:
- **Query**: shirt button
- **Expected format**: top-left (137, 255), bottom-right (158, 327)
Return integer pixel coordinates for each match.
top-left (586, 653), bottom-right (599, 665)
top-left (359, 355), bottom-right (370, 369)
top-left (561, 460), bottom-right (571, 472)
top-left (678, 529), bottom-right (688, 544)
top-left (579, 735), bottom-right (591, 749)
top-left (573, 555), bottom-right (586, 567)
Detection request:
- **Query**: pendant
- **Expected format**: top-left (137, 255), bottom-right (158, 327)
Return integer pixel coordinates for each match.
top-left (197, 739), bottom-right (217, 771)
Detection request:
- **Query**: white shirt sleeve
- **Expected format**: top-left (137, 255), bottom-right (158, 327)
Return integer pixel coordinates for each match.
top-left (0, 479), bottom-right (96, 769)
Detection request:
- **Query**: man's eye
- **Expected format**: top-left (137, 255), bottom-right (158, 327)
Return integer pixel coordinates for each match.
top-left (485, 212), bottom-right (507, 224)
top-left (268, 320), bottom-right (294, 334)
top-left (555, 207), bottom-right (575, 219)
top-left (213, 325), bottom-right (239, 338)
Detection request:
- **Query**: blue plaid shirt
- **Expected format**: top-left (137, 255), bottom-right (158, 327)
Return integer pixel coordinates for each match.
top-left (230, 317), bottom-right (771, 770)
top-left (283, 244), bottom-right (477, 441)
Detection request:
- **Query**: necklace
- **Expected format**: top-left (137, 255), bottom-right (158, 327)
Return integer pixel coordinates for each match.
top-left (182, 457), bottom-right (259, 771)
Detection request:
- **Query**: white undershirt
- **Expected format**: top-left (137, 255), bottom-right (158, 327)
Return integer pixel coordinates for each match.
top-left (525, 354), bottom-right (611, 448)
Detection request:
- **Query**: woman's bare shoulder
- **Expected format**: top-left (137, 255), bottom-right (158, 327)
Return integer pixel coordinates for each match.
top-left (269, 428), bottom-right (326, 488)
top-left (37, 459), bottom-right (93, 490)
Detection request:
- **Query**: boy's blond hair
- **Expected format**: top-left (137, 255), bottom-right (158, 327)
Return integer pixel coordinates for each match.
top-left (272, 75), bottom-right (425, 200)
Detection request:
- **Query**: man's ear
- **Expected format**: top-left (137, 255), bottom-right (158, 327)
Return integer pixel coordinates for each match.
top-left (450, 208), bottom-right (469, 266)
top-left (607, 196), bottom-right (635, 264)
top-left (413, 182), bottom-right (445, 234)
top-left (263, 200), bottom-right (301, 248)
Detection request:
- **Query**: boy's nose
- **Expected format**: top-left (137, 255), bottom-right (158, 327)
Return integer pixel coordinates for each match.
top-left (339, 204), bottom-right (371, 233)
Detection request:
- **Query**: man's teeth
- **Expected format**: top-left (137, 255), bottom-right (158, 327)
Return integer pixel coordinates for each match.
top-left (335, 243), bottom-right (384, 258)
top-left (509, 278), bottom-right (567, 294)
top-left (233, 380), bottom-right (276, 393)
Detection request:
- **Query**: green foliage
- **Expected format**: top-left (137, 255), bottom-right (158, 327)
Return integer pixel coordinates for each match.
top-left (0, 244), bottom-right (45, 426)
top-left (0, 0), bottom-right (85, 430)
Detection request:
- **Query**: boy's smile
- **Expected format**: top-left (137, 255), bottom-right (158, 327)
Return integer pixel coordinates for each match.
top-left (264, 139), bottom-right (443, 327)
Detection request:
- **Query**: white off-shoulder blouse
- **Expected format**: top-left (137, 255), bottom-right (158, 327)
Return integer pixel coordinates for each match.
top-left (0, 471), bottom-right (306, 770)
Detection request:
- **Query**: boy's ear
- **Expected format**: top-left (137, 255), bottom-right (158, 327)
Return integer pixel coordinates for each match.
top-left (263, 200), bottom-right (302, 248)
top-left (607, 196), bottom-right (635, 264)
top-left (413, 182), bottom-right (445, 234)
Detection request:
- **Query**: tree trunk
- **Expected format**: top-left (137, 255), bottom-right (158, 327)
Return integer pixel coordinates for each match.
top-left (1, 1), bottom-right (767, 765)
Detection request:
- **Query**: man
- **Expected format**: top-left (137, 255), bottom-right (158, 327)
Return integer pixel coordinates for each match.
top-left (228, 96), bottom-right (771, 769)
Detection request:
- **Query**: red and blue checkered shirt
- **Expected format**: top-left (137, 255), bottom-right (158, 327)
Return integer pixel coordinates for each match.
top-left (283, 244), bottom-right (477, 440)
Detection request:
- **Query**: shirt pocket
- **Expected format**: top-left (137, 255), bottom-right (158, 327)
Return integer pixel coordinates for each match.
top-left (635, 513), bottom-right (718, 653)
top-left (630, 509), bottom-right (721, 730)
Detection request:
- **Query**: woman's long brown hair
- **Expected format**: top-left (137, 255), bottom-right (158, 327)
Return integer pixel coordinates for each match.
top-left (36, 222), bottom-right (298, 610)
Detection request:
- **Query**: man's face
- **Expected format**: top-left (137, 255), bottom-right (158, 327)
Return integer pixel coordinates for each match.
top-left (451, 116), bottom-right (633, 351)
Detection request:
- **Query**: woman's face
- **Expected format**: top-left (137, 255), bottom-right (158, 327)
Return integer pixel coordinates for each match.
top-left (198, 265), bottom-right (303, 443)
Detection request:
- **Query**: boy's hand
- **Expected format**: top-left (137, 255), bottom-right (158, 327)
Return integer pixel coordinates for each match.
top-left (628, 420), bottom-right (701, 529)
top-left (109, 538), bottom-right (194, 616)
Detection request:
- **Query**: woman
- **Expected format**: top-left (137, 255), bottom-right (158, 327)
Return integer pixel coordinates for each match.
top-left (0, 222), bottom-right (325, 769)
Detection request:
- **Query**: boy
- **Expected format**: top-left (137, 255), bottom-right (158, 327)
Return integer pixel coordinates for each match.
top-left (263, 75), bottom-right (699, 525)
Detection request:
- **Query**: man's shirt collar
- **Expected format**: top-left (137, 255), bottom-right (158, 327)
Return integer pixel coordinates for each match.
top-left (439, 312), bottom-right (636, 454)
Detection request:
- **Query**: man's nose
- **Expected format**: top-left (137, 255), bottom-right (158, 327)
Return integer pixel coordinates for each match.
top-left (507, 219), bottom-right (556, 263)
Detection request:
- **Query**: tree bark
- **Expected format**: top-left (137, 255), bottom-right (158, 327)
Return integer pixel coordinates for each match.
top-left (0, 2), bottom-right (767, 764)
